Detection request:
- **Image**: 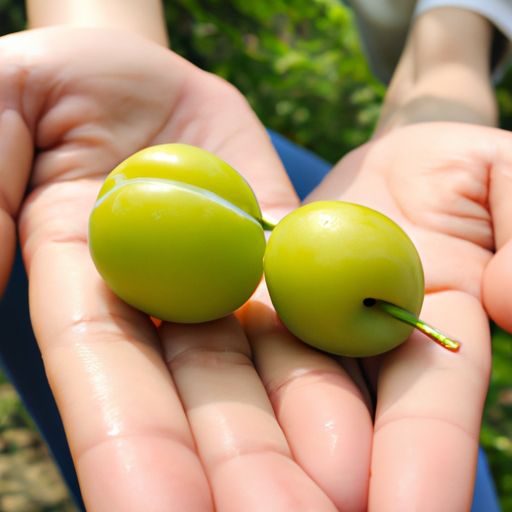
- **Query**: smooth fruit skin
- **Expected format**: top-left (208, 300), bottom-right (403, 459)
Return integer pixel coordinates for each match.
top-left (98, 143), bottom-right (262, 221)
top-left (89, 144), bottom-right (265, 323)
top-left (264, 201), bottom-right (425, 357)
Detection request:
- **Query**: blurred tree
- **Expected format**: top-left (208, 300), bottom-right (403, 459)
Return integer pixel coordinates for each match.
top-left (498, 69), bottom-right (512, 131)
top-left (0, 0), bottom-right (25, 34)
top-left (165, 0), bottom-right (385, 162)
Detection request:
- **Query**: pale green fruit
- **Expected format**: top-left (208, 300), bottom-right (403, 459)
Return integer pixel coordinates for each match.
top-left (264, 201), bottom-right (425, 357)
top-left (89, 144), bottom-right (265, 322)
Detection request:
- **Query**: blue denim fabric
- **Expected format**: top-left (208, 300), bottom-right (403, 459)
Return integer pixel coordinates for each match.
top-left (1, 250), bottom-right (84, 509)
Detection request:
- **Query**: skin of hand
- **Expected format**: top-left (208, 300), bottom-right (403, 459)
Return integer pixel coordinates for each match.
top-left (290, 121), bottom-right (511, 511)
top-left (369, 6), bottom-right (512, 333)
top-left (0, 11), bottom-right (509, 512)
top-left (245, 9), bottom-right (509, 510)
top-left (0, 26), bottom-right (381, 512)
top-left (251, 9), bottom-right (511, 510)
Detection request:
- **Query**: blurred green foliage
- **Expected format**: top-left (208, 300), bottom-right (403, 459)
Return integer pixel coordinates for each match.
top-left (164, 0), bottom-right (512, 161)
top-left (165, 0), bottom-right (385, 162)
top-left (0, 0), bottom-right (511, 509)
top-left (483, 327), bottom-right (512, 511)
top-left (0, 0), bottom-right (24, 34)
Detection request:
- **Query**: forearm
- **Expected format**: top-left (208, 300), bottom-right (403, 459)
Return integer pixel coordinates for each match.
top-left (26, 0), bottom-right (169, 46)
top-left (376, 7), bottom-right (498, 134)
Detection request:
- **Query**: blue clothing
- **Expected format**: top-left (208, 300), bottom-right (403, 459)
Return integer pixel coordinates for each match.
top-left (0, 130), bottom-right (500, 511)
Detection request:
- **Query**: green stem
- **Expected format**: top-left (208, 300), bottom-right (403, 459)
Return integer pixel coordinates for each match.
top-left (260, 214), bottom-right (278, 231)
top-left (367, 299), bottom-right (461, 352)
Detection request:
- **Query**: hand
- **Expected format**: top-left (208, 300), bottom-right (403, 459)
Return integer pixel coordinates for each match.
top-left (0, 26), bottom-right (361, 512)
top-left (277, 121), bottom-right (510, 510)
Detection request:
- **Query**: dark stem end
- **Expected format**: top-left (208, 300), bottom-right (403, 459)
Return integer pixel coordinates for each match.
top-left (260, 214), bottom-right (278, 231)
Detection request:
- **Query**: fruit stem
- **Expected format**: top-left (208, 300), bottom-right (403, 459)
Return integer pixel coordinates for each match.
top-left (260, 214), bottom-right (278, 231)
top-left (365, 298), bottom-right (461, 352)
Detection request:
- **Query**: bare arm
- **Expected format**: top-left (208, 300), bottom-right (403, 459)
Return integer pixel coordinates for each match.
top-left (376, 7), bottom-right (497, 133)
top-left (26, 0), bottom-right (169, 46)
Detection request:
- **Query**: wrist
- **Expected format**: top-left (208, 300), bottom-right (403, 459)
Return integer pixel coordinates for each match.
top-left (377, 68), bottom-right (498, 133)
top-left (26, 0), bottom-right (169, 47)
top-left (375, 7), bottom-right (498, 134)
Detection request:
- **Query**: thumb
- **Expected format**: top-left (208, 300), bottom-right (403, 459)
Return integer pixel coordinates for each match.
top-left (482, 129), bottom-right (512, 332)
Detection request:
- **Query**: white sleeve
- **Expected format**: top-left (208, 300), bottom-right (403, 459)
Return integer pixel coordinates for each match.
top-left (414, 0), bottom-right (512, 79)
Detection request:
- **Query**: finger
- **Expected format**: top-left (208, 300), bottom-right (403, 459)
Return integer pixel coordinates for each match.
top-left (489, 130), bottom-right (512, 249)
top-left (0, 109), bottom-right (33, 294)
top-left (483, 130), bottom-right (512, 330)
top-left (160, 315), bottom-right (338, 512)
top-left (370, 291), bottom-right (491, 511)
top-left (483, 238), bottom-right (512, 332)
top-left (242, 299), bottom-right (373, 511)
top-left (21, 181), bottom-right (212, 511)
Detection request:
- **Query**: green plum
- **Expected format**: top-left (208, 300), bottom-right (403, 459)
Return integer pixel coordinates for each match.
top-left (264, 201), bottom-right (426, 357)
top-left (89, 143), bottom-right (265, 323)
top-left (97, 144), bottom-right (262, 221)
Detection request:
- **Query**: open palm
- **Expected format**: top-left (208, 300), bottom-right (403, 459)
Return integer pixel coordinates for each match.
top-left (301, 122), bottom-right (512, 510)
top-left (0, 27), bottom-right (363, 512)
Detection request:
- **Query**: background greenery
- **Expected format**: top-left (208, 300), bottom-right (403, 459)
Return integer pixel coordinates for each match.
top-left (0, 0), bottom-right (511, 510)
